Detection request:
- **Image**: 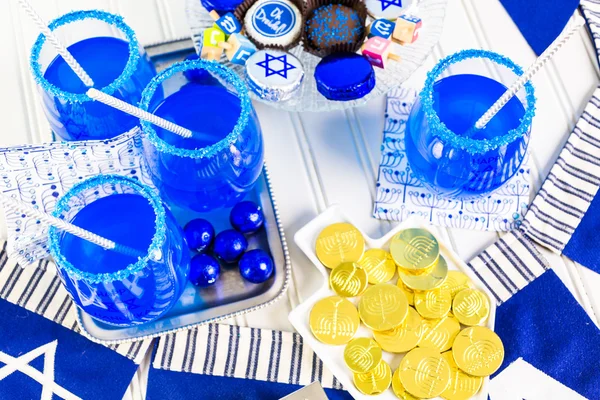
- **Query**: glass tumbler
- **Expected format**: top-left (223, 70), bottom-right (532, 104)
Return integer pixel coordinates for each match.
top-left (404, 49), bottom-right (536, 199)
top-left (139, 60), bottom-right (264, 212)
top-left (30, 10), bottom-right (157, 141)
top-left (48, 175), bottom-right (190, 327)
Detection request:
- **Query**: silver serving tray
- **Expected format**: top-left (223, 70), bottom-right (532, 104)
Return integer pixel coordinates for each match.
top-left (76, 39), bottom-right (291, 344)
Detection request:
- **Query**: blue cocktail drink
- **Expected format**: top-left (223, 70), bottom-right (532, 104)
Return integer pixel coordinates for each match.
top-left (405, 50), bottom-right (536, 199)
top-left (140, 60), bottom-right (264, 212)
top-left (48, 175), bottom-right (190, 327)
top-left (30, 11), bottom-right (157, 141)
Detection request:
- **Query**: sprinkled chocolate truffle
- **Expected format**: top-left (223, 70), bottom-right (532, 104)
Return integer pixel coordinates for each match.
top-left (306, 4), bottom-right (364, 51)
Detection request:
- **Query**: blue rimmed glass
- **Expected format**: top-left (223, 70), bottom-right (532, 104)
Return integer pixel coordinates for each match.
top-left (30, 10), bottom-right (158, 141)
top-left (404, 50), bottom-right (536, 199)
top-left (139, 60), bottom-right (264, 212)
top-left (48, 175), bottom-right (190, 327)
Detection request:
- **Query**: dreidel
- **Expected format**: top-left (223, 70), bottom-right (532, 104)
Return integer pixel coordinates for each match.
top-left (218, 33), bottom-right (257, 65)
top-left (361, 37), bottom-right (401, 69)
top-left (209, 10), bottom-right (242, 35)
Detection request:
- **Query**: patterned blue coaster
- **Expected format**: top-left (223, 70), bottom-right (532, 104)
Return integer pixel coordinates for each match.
top-left (373, 87), bottom-right (531, 231)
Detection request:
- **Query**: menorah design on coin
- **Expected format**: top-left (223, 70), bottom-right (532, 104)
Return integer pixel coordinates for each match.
top-left (359, 284), bottom-right (408, 331)
top-left (344, 338), bottom-right (382, 373)
top-left (309, 296), bottom-right (360, 345)
top-left (419, 316), bottom-right (460, 352)
top-left (353, 360), bottom-right (392, 395)
top-left (329, 262), bottom-right (368, 297)
top-left (358, 249), bottom-right (395, 284)
top-left (373, 307), bottom-right (423, 353)
top-left (414, 288), bottom-right (452, 319)
top-left (399, 348), bottom-right (451, 398)
top-left (390, 229), bottom-right (439, 272)
top-left (315, 223), bottom-right (365, 269)
top-left (452, 326), bottom-right (505, 377)
top-left (453, 289), bottom-right (490, 326)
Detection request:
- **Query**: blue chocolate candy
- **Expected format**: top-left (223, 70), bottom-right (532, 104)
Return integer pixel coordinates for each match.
top-left (314, 52), bottom-right (375, 101)
top-left (213, 229), bottom-right (248, 263)
top-left (189, 253), bottom-right (221, 287)
top-left (184, 218), bottom-right (215, 252)
top-left (230, 201), bottom-right (264, 234)
top-left (239, 249), bottom-right (274, 283)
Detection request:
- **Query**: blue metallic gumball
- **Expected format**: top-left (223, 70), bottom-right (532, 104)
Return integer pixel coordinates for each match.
top-left (189, 254), bottom-right (221, 287)
top-left (239, 249), bottom-right (274, 283)
top-left (184, 219), bottom-right (215, 252)
top-left (213, 229), bottom-right (248, 263)
top-left (230, 201), bottom-right (264, 234)
top-left (183, 54), bottom-right (219, 85)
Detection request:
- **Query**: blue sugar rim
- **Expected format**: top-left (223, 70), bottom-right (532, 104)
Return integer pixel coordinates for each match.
top-left (421, 49), bottom-right (536, 154)
top-left (30, 10), bottom-right (142, 104)
top-left (48, 174), bottom-right (167, 284)
top-left (139, 59), bottom-right (251, 159)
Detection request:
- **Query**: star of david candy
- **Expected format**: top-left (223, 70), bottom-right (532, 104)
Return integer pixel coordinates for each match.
top-left (221, 33), bottom-right (257, 65)
top-left (201, 27), bottom-right (226, 60)
top-left (209, 10), bottom-right (242, 35)
top-left (245, 49), bottom-right (304, 102)
top-left (393, 14), bottom-right (422, 44)
top-left (368, 19), bottom-right (396, 39)
top-left (362, 37), bottom-right (399, 69)
top-left (365, 0), bottom-right (411, 20)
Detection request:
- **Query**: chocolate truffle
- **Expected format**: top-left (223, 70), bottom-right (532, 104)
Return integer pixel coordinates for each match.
top-left (306, 4), bottom-right (364, 51)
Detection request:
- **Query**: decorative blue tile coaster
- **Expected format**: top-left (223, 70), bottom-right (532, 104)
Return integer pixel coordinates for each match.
top-left (373, 87), bottom-right (531, 231)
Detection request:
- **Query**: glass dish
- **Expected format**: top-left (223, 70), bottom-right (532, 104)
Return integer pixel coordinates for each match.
top-left (185, 0), bottom-right (448, 112)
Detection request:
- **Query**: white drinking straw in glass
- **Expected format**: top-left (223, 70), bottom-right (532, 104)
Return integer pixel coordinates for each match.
top-left (0, 193), bottom-right (144, 258)
top-left (18, 0), bottom-right (194, 140)
top-left (474, 15), bottom-right (586, 130)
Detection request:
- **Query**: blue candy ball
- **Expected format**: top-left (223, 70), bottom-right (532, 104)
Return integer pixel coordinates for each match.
top-left (213, 229), bottom-right (248, 263)
top-left (189, 254), bottom-right (221, 287)
top-left (239, 249), bottom-right (274, 283)
top-left (230, 201), bottom-right (264, 234)
top-left (183, 54), bottom-right (219, 85)
top-left (184, 219), bottom-right (215, 252)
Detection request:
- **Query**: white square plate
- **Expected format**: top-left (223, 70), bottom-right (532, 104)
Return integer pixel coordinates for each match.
top-left (288, 205), bottom-right (495, 400)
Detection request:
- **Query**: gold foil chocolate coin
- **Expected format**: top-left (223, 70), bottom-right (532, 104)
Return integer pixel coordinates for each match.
top-left (414, 287), bottom-right (452, 319)
top-left (452, 288), bottom-right (490, 326)
top-left (359, 283), bottom-right (409, 331)
top-left (442, 271), bottom-right (473, 298)
top-left (315, 223), bottom-right (365, 269)
top-left (399, 255), bottom-right (449, 291)
top-left (397, 281), bottom-right (414, 305)
top-left (390, 228), bottom-right (439, 273)
top-left (373, 307), bottom-right (423, 353)
top-left (452, 326), bottom-right (504, 377)
top-left (353, 360), bottom-right (392, 395)
top-left (329, 262), bottom-right (368, 297)
top-left (359, 248), bottom-right (396, 284)
top-left (392, 368), bottom-right (419, 400)
top-left (419, 314), bottom-right (461, 352)
top-left (309, 296), bottom-right (359, 345)
top-left (344, 337), bottom-right (382, 373)
top-left (441, 351), bottom-right (483, 400)
top-left (399, 347), bottom-right (451, 398)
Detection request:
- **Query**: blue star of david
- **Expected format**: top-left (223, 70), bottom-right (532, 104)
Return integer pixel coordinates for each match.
top-left (379, 0), bottom-right (402, 11)
top-left (256, 53), bottom-right (296, 79)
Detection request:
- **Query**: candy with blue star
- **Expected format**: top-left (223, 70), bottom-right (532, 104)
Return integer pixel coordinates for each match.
top-left (245, 49), bottom-right (304, 102)
top-left (239, 249), bottom-right (274, 283)
top-left (213, 229), bottom-right (248, 263)
top-left (189, 254), bottom-right (221, 286)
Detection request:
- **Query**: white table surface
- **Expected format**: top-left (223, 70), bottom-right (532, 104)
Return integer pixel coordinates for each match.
top-left (1, 0), bottom-right (599, 399)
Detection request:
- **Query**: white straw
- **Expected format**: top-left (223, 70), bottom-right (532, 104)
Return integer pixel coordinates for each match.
top-left (18, 0), bottom-right (95, 87)
top-left (87, 89), bottom-right (193, 139)
top-left (0, 193), bottom-right (144, 258)
top-left (474, 15), bottom-right (585, 130)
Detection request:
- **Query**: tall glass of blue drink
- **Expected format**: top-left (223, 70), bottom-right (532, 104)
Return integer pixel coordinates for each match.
top-left (30, 10), bottom-right (157, 141)
top-left (139, 60), bottom-right (264, 212)
top-left (48, 175), bottom-right (190, 327)
top-left (405, 50), bottom-right (536, 199)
